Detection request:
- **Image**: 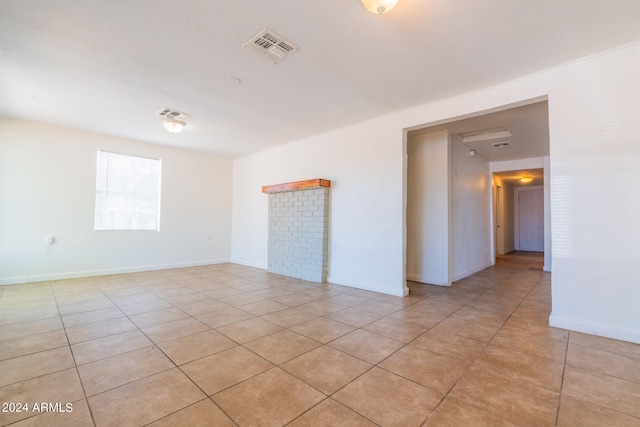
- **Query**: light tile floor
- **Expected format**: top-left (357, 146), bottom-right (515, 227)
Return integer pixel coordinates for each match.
top-left (1, 254), bottom-right (640, 426)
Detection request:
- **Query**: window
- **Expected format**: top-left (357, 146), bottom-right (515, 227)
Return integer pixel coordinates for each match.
top-left (94, 150), bottom-right (162, 231)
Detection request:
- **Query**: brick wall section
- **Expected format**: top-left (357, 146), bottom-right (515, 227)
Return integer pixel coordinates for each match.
top-left (268, 187), bottom-right (330, 283)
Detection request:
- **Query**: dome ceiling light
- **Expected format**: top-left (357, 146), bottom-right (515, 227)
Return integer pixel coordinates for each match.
top-left (163, 118), bottom-right (186, 134)
top-left (360, 0), bottom-right (400, 15)
top-left (157, 107), bottom-right (190, 134)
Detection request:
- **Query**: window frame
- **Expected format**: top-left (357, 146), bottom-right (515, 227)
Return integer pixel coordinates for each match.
top-left (94, 150), bottom-right (162, 232)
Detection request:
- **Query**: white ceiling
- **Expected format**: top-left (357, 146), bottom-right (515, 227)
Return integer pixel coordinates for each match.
top-left (410, 101), bottom-right (550, 162)
top-left (1, 1), bottom-right (639, 158)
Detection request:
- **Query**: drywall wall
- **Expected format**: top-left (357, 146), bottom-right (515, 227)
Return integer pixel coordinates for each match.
top-left (503, 180), bottom-right (516, 254)
top-left (547, 44), bottom-right (640, 343)
top-left (405, 131), bottom-right (491, 286)
top-left (231, 118), bottom-right (406, 295)
top-left (406, 130), bottom-right (449, 286)
top-left (232, 41), bottom-right (640, 342)
top-left (451, 136), bottom-right (492, 281)
top-left (0, 117), bottom-right (233, 284)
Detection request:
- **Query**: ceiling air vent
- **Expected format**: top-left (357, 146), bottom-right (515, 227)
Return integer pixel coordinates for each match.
top-left (156, 108), bottom-right (190, 120)
top-left (492, 141), bottom-right (512, 149)
top-left (244, 29), bottom-right (299, 63)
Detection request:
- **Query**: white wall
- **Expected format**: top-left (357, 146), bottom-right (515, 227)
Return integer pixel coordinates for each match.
top-left (503, 180), bottom-right (516, 254)
top-left (451, 136), bottom-right (492, 281)
top-left (405, 131), bottom-right (492, 286)
top-left (231, 118), bottom-right (406, 295)
top-left (547, 44), bottom-right (640, 343)
top-left (232, 41), bottom-right (640, 343)
top-left (0, 117), bottom-right (233, 284)
top-left (406, 130), bottom-right (449, 286)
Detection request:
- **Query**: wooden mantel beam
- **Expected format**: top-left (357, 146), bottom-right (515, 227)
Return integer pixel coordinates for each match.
top-left (262, 178), bottom-right (331, 194)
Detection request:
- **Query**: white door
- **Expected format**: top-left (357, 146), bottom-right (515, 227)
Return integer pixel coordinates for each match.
top-left (518, 189), bottom-right (544, 252)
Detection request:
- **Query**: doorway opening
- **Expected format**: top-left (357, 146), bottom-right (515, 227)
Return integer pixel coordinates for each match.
top-left (492, 168), bottom-right (545, 260)
top-left (405, 98), bottom-right (551, 287)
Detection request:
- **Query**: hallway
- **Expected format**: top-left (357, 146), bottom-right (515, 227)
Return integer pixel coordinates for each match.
top-left (496, 250), bottom-right (544, 270)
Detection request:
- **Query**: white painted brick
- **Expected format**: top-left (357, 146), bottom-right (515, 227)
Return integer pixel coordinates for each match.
top-left (267, 186), bottom-right (330, 283)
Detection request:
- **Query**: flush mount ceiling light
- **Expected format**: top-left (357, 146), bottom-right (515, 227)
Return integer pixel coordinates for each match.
top-left (163, 118), bottom-right (186, 134)
top-left (157, 107), bottom-right (190, 134)
top-left (360, 0), bottom-right (399, 14)
top-left (520, 176), bottom-right (534, 184)
top-left (460, 128), bottom-right (512, 143)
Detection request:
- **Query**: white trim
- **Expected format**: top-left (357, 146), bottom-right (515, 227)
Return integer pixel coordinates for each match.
top-left (231, 259), bottom-right (409, 297)
top-left (331, 277), bottom-right (408, 296)
top-left (230, 258), bottom-right (268, 270)
top-left (446, 133), bottom-right (453, 286)
top-left (0, 259), bottom-right (230, 285)
top-left (550, 313), bottom-right (640, 345)
top-left (406, 274), bottom-right (450, 287)
top-left (452, 262), bottom-right (494, 282)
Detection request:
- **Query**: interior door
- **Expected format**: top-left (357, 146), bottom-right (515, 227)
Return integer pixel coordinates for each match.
top-left (518, 189), bottom-right (544, 252)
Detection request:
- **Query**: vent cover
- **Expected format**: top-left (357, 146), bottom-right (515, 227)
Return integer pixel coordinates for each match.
top-left (244, 29), bottom-right (298, 63)
top-left (156, 108), bottom-right (190, 120)
top-left (492, 141), bottom-right (512, 149)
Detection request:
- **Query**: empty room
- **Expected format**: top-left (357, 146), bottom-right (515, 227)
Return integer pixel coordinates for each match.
top-left (1, 1), bottom-right (640, 426)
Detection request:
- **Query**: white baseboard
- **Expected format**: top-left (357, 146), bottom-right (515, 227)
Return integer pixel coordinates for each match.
top-left (229, 258), bottom-right (268, 270)
top-left (549, 313), bottom-right (640, 345)
top-left (452, 262), bottom-right (493, 282)
top-left (326, 275), bottom-right (407, 297)
top-left (0, 259), bottom-right (230, 285)
top-left (406, 274), bottom-right (449, 287)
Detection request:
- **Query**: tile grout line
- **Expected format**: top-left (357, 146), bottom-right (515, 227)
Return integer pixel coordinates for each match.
top-left (422, 268), bottom-right (555, 424)
top-left (98, 278), bottom-right (231, 425)
top-left (404, 269), bottom-right (521, 425)
top-left (554, 329), bottom-right (572, 426)
top-left (6, 262), bottom-right (640, 425)
top-left (51, 280), bottom-right (99, 427)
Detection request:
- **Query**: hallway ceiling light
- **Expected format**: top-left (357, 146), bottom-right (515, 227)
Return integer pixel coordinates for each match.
top-left (520, 176), bottom-right (533, 183)
top-left (360, 0), bottom-right (399, 14)
top-left (163, 118), bottom-right (186, 134)
top-left (460, 128), bottom-right (512, 143)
